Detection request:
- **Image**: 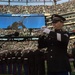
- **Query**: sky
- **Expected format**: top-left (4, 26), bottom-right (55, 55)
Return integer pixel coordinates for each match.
top-left (57, 0), bottom-right (69, 4)
top-left (0, 0), bottom-right (69, 6)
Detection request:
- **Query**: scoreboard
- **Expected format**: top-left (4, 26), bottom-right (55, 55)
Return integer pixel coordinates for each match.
top-left (0, 13), bottom-right (45, 29)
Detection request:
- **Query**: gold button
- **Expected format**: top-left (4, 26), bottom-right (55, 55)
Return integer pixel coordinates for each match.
top-left (50, 56), bottom-right (53, 58)
top-left (51, 50), bottom-right (53, 51)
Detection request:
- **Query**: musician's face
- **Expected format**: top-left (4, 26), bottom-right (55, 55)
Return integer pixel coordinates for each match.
top-left (52, 21), bottom-right (64, 30)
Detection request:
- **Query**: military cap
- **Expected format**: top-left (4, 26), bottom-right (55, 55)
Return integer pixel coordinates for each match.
top-left (51, 14), bottom-right (66, 23)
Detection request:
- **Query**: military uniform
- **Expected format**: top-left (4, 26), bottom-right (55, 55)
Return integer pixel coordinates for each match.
top-left (16, 50), bottom-right (22, 75)
top-left (0, 53), bottom-right (3, 74)
top-left (22, 50), bottom-right (29, 75)
top-left (34, 49), bottom-right (45, 75)
top-left (1, 52), bottom-right (7, 74)
top-left (7, 51), bottom-right (12, 74)
top-left (28, 50), bottom-right (35, 75)
top-left (11, 50), bottom-right (17, 75)
top-left (72, 42), bottom-right (75, 70)
top-left (38, 14), bottom-right (71, 75)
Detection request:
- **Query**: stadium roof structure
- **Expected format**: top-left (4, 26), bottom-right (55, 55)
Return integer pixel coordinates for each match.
top-left (0, 0), bottom-right (61, 6)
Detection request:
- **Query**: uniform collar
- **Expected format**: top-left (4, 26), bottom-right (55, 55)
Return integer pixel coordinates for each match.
top-left (55, 29), bottom-right (62, 32)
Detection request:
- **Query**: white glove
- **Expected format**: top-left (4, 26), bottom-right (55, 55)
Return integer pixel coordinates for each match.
top-left (43, 28), bottom-right (50, 34)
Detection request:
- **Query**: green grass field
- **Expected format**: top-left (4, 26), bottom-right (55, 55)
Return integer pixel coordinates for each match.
top-left (0, 61), bottom-right (75, 75)
top-left (72, 72), bottom-right (75, 75)
top-left (0, 74), bottom-right (14, 75)
top-left (0, 72), bottom-right (75, 75)
top-left (70, 61), bottom-right (75, 75)
top-left (0, 73), bottom-right (75, 75)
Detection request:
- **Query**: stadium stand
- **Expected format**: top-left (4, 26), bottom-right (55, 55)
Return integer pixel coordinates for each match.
top-left (0, 0), bottom-right (75, 54)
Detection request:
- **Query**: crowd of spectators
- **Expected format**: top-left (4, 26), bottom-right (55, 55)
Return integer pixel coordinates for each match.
top-left (0, 29), bottom-right (40, 51)
top-left (0, 0), bottom-right (75, 14)
top-left (0, 0), bottom-right (75, 54)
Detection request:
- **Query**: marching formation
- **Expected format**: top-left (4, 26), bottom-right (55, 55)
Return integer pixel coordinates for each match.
top-left (0, 49), bottom-right (46, 75)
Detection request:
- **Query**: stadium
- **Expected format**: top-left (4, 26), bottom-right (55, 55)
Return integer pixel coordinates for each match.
top-left (0, 0), bottom-right (75, 75)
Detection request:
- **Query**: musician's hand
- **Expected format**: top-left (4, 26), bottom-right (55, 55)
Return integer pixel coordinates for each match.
top-left (43, 28), bottom-right (50, 34)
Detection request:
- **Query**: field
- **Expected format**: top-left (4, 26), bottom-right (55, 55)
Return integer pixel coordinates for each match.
top-left (0, 61), bottom-right (75, 75)
top-left (0, 73), bottom-right (75, 75)
top-left (70, 61), bottom-right (75, 75)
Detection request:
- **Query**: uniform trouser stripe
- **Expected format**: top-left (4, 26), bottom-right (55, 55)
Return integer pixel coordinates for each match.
top-left (68, 72), bottom-right (71, 75)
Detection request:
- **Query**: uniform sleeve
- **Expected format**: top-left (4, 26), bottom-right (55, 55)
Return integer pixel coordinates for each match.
top-left (38, 35), bottom-right (48, 49)
top-left (38, 28), bottom-right (51, 49)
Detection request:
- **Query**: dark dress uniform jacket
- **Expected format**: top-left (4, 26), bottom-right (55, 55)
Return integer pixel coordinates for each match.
top-left (72, 48), bottom-right (75, 59)
top-left (16, 51), bottom-right (22, 63)
top-left (11, 52), bottom-right (17, 63)
top-left (34, 50), bottom-right (45, 75)
top-left (28, 50), bottom-right (35, 75)
top-left (38, 29), bottom-right (71, 72)
top-left (7, 52), bottom-right (12, 64)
